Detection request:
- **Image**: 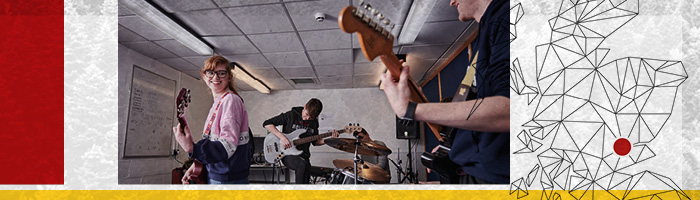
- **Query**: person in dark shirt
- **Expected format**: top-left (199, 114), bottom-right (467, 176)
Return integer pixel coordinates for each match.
top-left (262, 98), bottom-right (338, 184)
top-left (380, 0), bottom-right (510, 184)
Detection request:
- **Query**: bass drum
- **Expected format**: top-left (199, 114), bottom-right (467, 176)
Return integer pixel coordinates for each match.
top-left (329, 169), bottom-right (372, 184)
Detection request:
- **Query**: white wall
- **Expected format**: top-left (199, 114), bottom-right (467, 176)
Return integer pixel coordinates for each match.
top-left (118, 44), bottom-right (212, 184)
top-left (240, 88), bottom-right (428, 183)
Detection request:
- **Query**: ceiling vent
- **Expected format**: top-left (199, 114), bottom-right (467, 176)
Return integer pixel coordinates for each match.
top-left (291, 78), bottom-right (315, 84)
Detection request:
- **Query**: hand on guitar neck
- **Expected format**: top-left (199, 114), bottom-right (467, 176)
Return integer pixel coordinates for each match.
top-left (379, 60), bottom-right (412, 118)
top-left (173, 122), bottom-right (194, 153)
top-left (173, 88), bottom-right (195, 153)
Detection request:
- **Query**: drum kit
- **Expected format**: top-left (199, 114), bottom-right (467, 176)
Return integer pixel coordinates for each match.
top-left (323, 138), bottom-right (392, 184)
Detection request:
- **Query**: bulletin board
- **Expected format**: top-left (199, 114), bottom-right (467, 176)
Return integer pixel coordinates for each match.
top-left (123, 66), bottom-right (176, 157)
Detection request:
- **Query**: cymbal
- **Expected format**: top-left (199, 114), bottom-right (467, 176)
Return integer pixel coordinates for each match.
top-left (333, 159), bottom-right (390, 183)
top-left (324, 138), bottom-right (392, 156)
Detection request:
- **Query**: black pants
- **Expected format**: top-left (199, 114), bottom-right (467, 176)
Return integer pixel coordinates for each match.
top-left (282, 155), bottom-right (310, 184)
top-left (459, 173), bottom-right (495, 184)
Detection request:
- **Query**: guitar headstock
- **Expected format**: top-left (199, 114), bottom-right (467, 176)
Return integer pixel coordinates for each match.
top-left (176, 88), bottom-right (191, 119)
top-left (344, 123), bottom-right (364, 134)
top-left (338, 4), bottom-right (395, 61)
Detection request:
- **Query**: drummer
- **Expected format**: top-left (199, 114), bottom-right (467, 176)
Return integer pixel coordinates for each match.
top-left (354, 128), bottom-right (391, 180)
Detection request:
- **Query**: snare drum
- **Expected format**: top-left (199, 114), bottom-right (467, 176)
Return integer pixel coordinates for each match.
top-left (329, 169), bottom-right (372, 184)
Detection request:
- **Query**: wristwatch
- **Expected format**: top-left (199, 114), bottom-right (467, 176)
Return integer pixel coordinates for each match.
top-left (402, 102), bottom-right (417, 120)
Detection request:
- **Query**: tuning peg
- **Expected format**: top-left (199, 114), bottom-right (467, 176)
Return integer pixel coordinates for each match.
top-left (377, 13), bottom-right (384, 20)
top-left (371, 8), bottom-right (379, 16)
top-left (363, 4), bottom-right (371, 10)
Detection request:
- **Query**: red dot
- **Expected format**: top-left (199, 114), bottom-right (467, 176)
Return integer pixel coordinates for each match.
top-left (614, 138), bottom-right (631, 156)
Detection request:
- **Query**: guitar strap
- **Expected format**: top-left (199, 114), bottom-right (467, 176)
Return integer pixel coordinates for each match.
top-left (203, 91), bottom-right (231, 136)
top-left (453, 45), bottom-right (478, 102)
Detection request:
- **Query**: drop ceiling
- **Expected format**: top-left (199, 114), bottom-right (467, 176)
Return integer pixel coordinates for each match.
top-left (118, 0), bottom-right (476, 92)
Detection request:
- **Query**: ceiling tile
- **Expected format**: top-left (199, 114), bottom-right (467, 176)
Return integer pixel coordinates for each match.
top-left (319, 76), bottom-right (352, 84)
top-left (173, 9), bottom-right (243, 36)
top-left (118, 25), bottom-right (147, 43)
top-left (290, 81), bottom-right (322, 89)
top-left (248, 32), bottom-right (304, 53)
top-left (244, 68), bottom-right (283, 79)
top-left (151, 0), bottom-right (219, 13)
top-left (158, 58), bottom-right (200, 71)
top-left (315, 64), bottom-right (353, 77)
top-left (299, 29), bottom-right (352, 50)
top-left (182, 69), bottom-right (203, 80)
top-left (118, 16), bottom-right (173, 40)
top-left (224, 54), bottom-right (273, 69)
top-left (413, 21), bottom-right (469, 45)
top-left (425, 0), bottom-right (460, 22)
top-left (203, 36), bottom-right (259, 54)
top-left (307, 49), bottom-right (352, 65)
top-left (153, 39), bottom-right (200, 57)
top-left (264, 51), bottom-right (310, 67)
top-left (118, 5), bottom-right (134, 16)
top-left (354, 61), bottom-right (385, 75)
top-left (183, 56), bottom-right (210, 67)
top-left (323, 83), bottom-right (354, 89)
top-left (122, 41), bottom-right (177, 59)
top-left (214, 0), bottom-right (281, 7)
top-left (285, 0), bottom-right (348, 31)
top-left (353, 74), bottom-right (381, 88)
top-left (261, 78), bottom-right (293, 90)
top-left (399, 44), bottom-right (451, 60)
top-left (276, 66), bottom-right (316, 78)
top-left (223, 4), bottom-right (294, 34)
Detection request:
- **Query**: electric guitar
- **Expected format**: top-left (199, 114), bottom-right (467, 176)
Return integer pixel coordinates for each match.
top-left (263, 125), bottom-right (363, 164)
top-left (338, 5), bottom-right (446, 142)
top-left (175, 88), bottom-right (206, 184)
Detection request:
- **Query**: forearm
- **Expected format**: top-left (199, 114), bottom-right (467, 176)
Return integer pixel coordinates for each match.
top-left (264, 124), bottom-right (286, 139)
top-left (414, 96), bottom-right (509, 132)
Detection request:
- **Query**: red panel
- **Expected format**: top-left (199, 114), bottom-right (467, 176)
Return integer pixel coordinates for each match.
top-left (0, 0), bottom-right (63, 184)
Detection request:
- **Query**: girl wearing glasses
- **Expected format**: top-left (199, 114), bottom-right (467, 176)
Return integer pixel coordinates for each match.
top-left (173, 55), bottom-right (251, 184)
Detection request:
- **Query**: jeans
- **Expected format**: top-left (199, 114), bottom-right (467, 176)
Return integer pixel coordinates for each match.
top-left (282, 155), bottom-right (311, 184)
top-left (209, 177), bottom-right (249, 184)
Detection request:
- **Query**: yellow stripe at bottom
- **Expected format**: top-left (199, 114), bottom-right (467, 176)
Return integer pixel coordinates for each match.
top-left (0, 190), bottom-right (697, 200)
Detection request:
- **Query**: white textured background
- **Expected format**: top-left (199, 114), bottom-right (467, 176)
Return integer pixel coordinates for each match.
top-left (7, 0), bottom-right (690, 192)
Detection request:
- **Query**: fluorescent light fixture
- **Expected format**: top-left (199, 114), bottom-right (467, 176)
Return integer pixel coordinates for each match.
top-left (397, 0), bottom-right (437, 45)
top-left (231, 63), bottom-right (270, 94)
top-left (119, 0), bottom-right (213, 55)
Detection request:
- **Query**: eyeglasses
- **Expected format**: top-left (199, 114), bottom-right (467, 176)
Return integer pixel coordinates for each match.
top-left (204, 70), bottom-right (228, 78)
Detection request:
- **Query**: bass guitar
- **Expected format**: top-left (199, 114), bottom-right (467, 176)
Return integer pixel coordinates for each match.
top-left (174, 88), bottom-right (207, 184)
top-left (264, 125), bottom-right (362, 164)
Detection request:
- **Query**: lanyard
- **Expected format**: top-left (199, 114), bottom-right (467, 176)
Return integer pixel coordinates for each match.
top-left (203, 91), bottom-right (230, 136)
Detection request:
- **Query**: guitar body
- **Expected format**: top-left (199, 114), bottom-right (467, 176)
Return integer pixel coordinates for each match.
top-left (263, 125), bottom-right (362, 164)
top-left (263, 129), bottom-right (306, 163)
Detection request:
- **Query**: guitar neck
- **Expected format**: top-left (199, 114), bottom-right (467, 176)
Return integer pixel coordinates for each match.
top-left (292, 129), bottom-right (347, 146)
top-left (380, 53), bottom-right (444, 141)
